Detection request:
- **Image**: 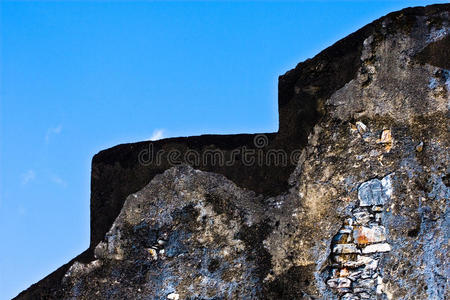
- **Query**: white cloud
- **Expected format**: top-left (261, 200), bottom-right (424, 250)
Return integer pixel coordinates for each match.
top-left (51, 175), bottom-right (67, 188)
top-left (150, 129), bottom-right (165, 141)
top-left (45, 124), bottom-right (63, 143)
top-left (21, 170), bottom-right (36, 185)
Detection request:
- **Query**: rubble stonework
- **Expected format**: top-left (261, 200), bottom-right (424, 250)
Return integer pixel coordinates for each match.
top-left (326, 175), bottom-right (392, 299)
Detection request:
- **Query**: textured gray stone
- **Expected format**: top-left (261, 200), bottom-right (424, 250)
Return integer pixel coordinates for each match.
top-left (358, 178), bottom-right (390, 206)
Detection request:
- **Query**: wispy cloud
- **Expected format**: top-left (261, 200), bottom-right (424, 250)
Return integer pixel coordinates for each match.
top-left (45, 125), bottom-right (63, 143)
top-left (51, 175), bottom-right (67, 188)
top-left (21, 170), bottom-right (36, 185)
top-left (150, 129), bottom-right (165, 141)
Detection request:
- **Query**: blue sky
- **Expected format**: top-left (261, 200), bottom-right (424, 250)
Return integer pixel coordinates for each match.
top-left (0, 1), bottom-right (446, 299)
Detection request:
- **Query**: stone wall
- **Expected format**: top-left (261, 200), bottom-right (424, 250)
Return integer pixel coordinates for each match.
top-left (15, 4), bottom-right (449, 299)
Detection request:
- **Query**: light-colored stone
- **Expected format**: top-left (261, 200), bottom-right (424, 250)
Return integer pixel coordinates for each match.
top-left (356, 121), bottom-right (368, 134)
top-left (377, 129), bottom-right (392, 144)
top-left (416, 141), bottom-right (424, 152)
top-left (339, 227), bottom-right (353, 234)
top-left (333, 244), bottom-right (361, 254)
top-left (371, 205), bottom-right (383, 212)
top-left (364, 258), bottom-right (379, 271)
top-left (167, 292), bottom-right (179, 300)
top-left (342, 292), bottom-right (360, 300)
top-left (362, 243), bottom-right (392, 254)
top-left (354, 211), bottom-right (371, 225)
top-left (375, 213), bottom-right (382, 222)
top-left (339, 268), bottom-right (350, 277)
top-left (369, 149), bottom-right (380, 157)
top-left (147, 248), bottom-right (158, 260)
top-left (353, 226), bottom-right (386, 245)
top-left (358, 176), bottom-right (391, 206)
top-left (348, 270), bottom-right (363, 281)
top-left (353, 287), bottom-right (368, 293)
top-left (376, 276), bottom-right (383, 294)
top-left (327, 277), bottom-right (352, 288)
top-left (343, 255), bottom-right (374, 268)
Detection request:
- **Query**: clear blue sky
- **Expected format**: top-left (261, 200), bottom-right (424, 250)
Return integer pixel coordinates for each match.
top-left (0, 1), bottom-right (445, 299)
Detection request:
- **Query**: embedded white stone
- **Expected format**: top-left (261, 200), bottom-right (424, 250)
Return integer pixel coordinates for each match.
top-left (375, 213), bottom-right (382, 222)
top-left (356, 121), bottom-right (368, 134)
top-left (327, 278), bottom-right (338, 288)
top-left (333, 244), bottom-right (360, 254)
top-left (167, 293), bottom-right (179, 300)
top-left (354, 211), bottom-right (371, 225)
top-left (339, 228), bottom-right (353, 234)
top-left (372, 205), bottom-right (383, 212)
top-left (327, 277), bottom-right (352, 288)
top-left (376, 276), bottom-right (383, 294)
top-left (358, 176), bottom-right (392, 206)
top-left (353, 226), bottom-right (386, 244)
top-left (342, 293), bottom-right (359, 300)
top-left (348, 270), bottom-right (362, 281)
top-left (416, 141), bottom-right (424, 152)
top-left (381, 175), bottom-right (393, 198)
top-left (362, 243), bottom-right (391, 254)
top-left (377, 129), bottom-right (392, 144)
top-left (343, 255), bottom-right (374, 268)
top-left (364, 259), bottom-right (379, 271)
top-left (147, 248), bottom-right (158, 260)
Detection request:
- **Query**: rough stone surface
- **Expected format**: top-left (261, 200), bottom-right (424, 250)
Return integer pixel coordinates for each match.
top-left (61, 166), bottom-right (268, 299)
top-left (358, 177), bottom-right (391, 206)
top-left (16, 4), bottom-right (449, 300)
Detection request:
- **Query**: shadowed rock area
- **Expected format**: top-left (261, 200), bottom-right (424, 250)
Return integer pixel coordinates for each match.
top-left (16, 4), bottom-right (449, 299)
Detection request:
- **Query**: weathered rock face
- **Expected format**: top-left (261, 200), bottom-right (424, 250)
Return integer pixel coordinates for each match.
top-left (63, 166), bottom-right (267, 299)
top-left (16, 4), bottom-right (449, 300)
